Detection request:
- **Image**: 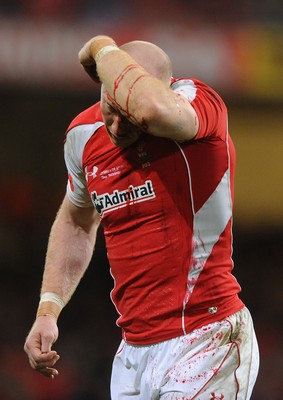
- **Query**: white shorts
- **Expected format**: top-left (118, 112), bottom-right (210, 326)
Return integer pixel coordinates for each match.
top-left (110, 307), bottom-right (259, 400)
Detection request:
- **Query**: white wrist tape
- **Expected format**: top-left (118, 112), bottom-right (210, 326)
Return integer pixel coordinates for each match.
top-left (40, 292), bottom-right (65, 310)
top-left (95, 45), bottom-right (120, 64)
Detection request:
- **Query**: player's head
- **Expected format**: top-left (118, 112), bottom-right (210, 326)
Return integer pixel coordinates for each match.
top-left (101, 40), bottom-right (172, 148)
top-left (120, 40), bottom-right (172, 86)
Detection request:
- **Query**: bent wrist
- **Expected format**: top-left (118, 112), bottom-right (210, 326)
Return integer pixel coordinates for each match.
top-left (36, 292), bottom-right (65, 320)
top-left (90, 36), bottom-right (118, 63)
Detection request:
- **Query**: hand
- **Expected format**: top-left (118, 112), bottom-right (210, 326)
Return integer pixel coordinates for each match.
top-left (24, 315), bottom-right (60, 378)
top-left (78, 35), bottom-right (117, 83)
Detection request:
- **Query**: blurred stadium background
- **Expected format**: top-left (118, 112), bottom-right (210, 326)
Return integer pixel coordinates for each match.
top-left (0, 1), bottom-right (282, 399)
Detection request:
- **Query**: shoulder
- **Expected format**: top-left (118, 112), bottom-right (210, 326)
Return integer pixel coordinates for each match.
top-left (64, 101), bottom-right (104, 146)
top-left (171, 78), bottom-right (225, 107)
top-left (66, 101), bottom-right (103, 134)
top-left (172, 78), bottom-right (227, 140)
top-left (64, 102), bottom-right (105, 161)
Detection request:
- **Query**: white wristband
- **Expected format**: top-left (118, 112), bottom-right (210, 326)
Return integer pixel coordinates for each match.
top-left (39, 292), bottom-right (65, 310)
top-left (95, 45), bottom-right (120, 64)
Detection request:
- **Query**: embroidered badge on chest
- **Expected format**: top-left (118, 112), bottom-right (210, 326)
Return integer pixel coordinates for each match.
top-left (136, 141), bottom-right (151, 169)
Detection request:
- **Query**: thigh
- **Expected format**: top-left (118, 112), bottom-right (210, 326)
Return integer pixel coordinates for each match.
top-left (110, 340), bottom-right (153, 400)
top-left (160, 308), bottom-right (259, 400)
top-left (110, 341), bottom-right (139, 399)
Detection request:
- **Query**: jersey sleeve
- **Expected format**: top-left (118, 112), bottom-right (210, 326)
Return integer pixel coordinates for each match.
top-left (64, 125), bottom-right (94, 208)
top-left (172, 79), bottom-right (227, 141)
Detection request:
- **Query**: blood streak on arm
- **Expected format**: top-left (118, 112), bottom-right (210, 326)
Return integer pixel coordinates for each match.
top-left (125, 74), bottom-right (150, 118)
top-left (113, 63), bottom-right (140, 101)
top-left (110, 63), bottom-right (151, 125)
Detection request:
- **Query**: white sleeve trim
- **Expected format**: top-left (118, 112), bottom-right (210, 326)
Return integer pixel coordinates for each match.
top-left (171, 79), bottom-right (197, 102)
top-left (64, 122), bottom-right (104, 208)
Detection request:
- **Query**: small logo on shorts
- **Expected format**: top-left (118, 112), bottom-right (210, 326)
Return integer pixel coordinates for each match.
top-left (210, 393), bottom-right (224, 400)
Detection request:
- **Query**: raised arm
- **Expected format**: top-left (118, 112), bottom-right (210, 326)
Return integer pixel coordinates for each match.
top-left (78, 35), bottom-right (199, 142)
top-left (24, 195), bottom-right (100, 378)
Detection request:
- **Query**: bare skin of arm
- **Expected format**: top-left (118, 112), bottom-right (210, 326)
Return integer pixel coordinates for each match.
top-left (78, 35), bottom-right (199, 142)
top-left (24, 195), bottom-right (100, 378)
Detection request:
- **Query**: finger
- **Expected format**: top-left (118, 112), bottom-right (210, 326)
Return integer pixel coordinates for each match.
top-left (29, 353), bottom-right (60, 379)
top-left (32, 354), bottom-right (60, 370)
top-left (78, 43), bottom-right (94, 66)
top-left (37, 366), bottom-right (59, 379)
top-left (28, 350), bottom-right (59, 370)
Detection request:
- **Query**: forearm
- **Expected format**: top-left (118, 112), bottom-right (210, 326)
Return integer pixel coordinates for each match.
top-left (42, 216), bottom-right (94, 299)
top-left (79, 36), bottom-right (198, 141)
top-left (97, 50), bottom-right (159, 118)
top-left (38, 196), bottom-right (99, 318)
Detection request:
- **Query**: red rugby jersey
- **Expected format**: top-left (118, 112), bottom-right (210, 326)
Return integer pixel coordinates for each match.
top-left (64, 78), bottom-right (244, 345)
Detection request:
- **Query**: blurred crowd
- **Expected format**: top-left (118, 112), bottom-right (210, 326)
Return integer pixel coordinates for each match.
top-left (0, 0), bottom-right (283, 24)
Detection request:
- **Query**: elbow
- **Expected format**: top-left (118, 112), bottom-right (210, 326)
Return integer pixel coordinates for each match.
top-left (132, 94), bottom-right (198, 141)
top-left (133, 95), bottom-right (166, 134)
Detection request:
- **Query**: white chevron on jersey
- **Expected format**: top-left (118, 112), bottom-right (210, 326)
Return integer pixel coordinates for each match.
top-left (182, 168), bottom-right (232, 334)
